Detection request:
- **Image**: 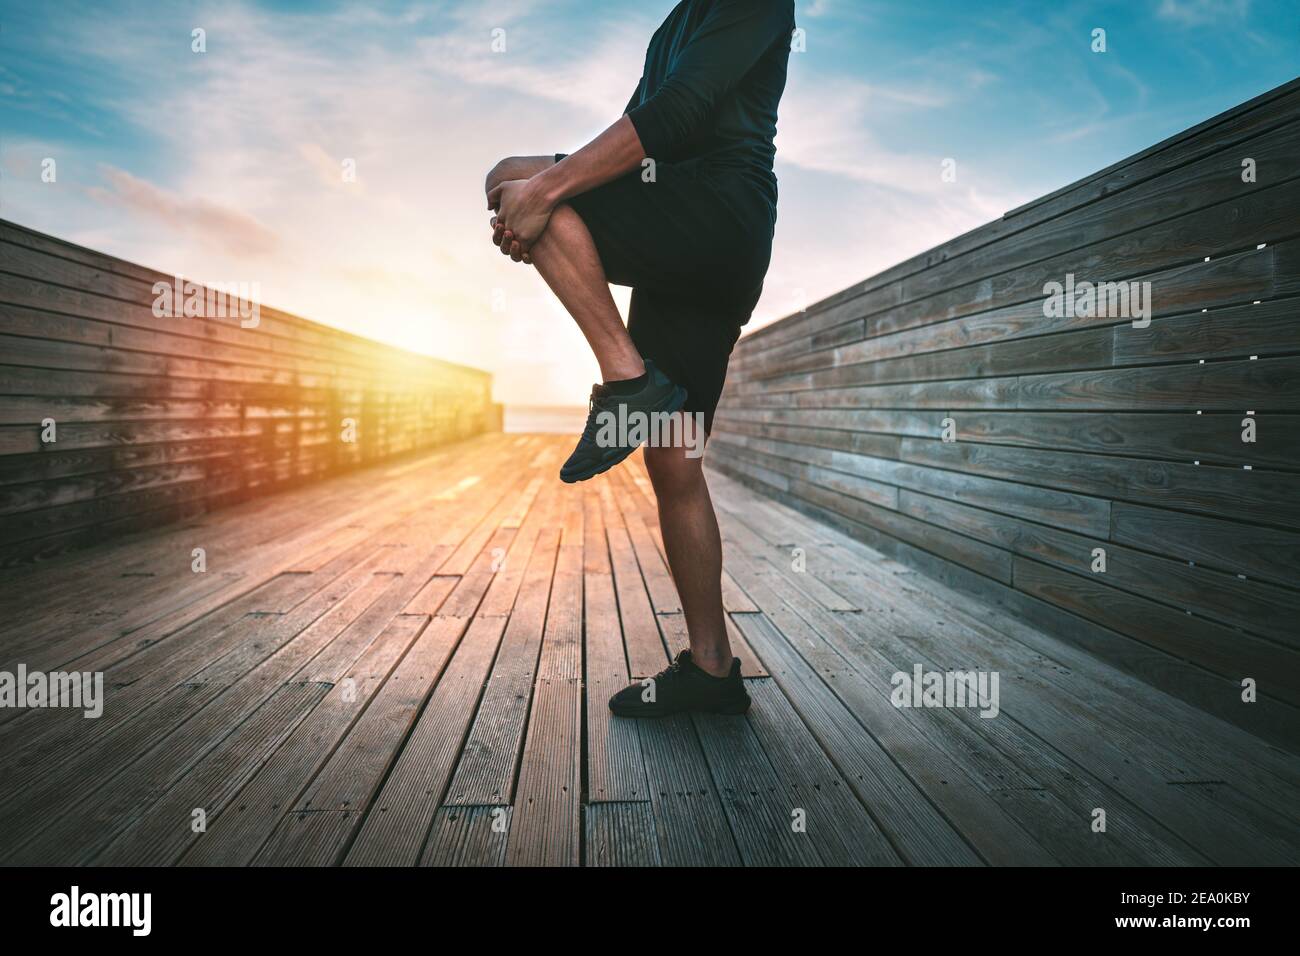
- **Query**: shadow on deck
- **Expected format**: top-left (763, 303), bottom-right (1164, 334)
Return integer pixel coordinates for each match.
top-left (0, 432), bottom-right (1295, 866)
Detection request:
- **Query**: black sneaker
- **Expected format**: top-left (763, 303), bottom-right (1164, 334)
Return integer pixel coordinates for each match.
top-left (608, 650), bottom-right (750, 718)
top-left (559, 360), bottom-right (687, 483)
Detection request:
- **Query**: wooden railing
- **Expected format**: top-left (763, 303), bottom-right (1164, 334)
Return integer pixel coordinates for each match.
top-left (710, 77), bottom-right (1300, 746)
top-left (0, 220), bottom-right (498, 566)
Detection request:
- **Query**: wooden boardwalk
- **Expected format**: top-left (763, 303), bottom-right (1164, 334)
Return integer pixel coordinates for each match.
top-left (0, 432), bottom-right (1295, 867)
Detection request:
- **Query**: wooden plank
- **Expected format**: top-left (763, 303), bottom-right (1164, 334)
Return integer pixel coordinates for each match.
top-left (608, 525), bottom-right (669, 679)
top-left (339, 617), bottom-right (506, 866)
top-left (0, 556), bottom-right (390, 809)
top-left (897, 489), bottom-right (1300, 651)
top-left (503, 677), bottom-right (581, 866)
top-left (636, 715), bottom-right (743, 866)
top-left (834, 569), bottom-right (1300, 864)
top-left (420, 806), bottom-right (511, 867)
top-left (729, 613), bottom-right (986, 865)
top-left (178, 612), bottom-right (432, 867)
top-left (339, 496), bottom-right (529, 865)
top-left (740, 167), bottom-right (1300, 366)
top-left (742, 680), bottom-right (903, 866)
top-left (719, 405), bottom-right (1300, 472)
top-left (899, 437), bottom-right (1300, 531)
top-left (1110, 501), bottom-right (1300, 589)
top-left (821, 536), bottom-right (1300, 794)
top-left (760, 567), bottom-right (1206, 866)
top-left (723, 545), bottom-right (1057, 866)
top-left (738, 80), bottom-right (1300, 351)
top-left (0, 223), bottom-right (496, 564)
top-left (1011, 558), bottom-right (1300, 706)
top-left (721, 567), bottom-right (759, 612)
top-left (505, 535), bottom-right (583, 866)
top-left (91, 680), bottom-right (332, 865)
top-left (1113, 297), bottom-right (1300, 365)
top-left (0, 568), bottom-right (418, 864)
top-left (714, 432), bottom-right (1111, 537)
top-left (715, 460), bottom-right (1300, 748)
top-left (608, 466), bottom-right (681, 614)
top-left (584, 569), bottom-right (651, 802)
top-left (690, 707), bottom-right (823, 866)
top-left (443, 529), bottom-right (560, 805)
top-left (253, 612), bottom-right (473, 866)
top-left (584, 803), bottom-right (662, 866)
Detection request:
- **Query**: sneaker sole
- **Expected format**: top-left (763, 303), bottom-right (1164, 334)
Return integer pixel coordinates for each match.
top-left (559, 385), bottom-right (689, 484)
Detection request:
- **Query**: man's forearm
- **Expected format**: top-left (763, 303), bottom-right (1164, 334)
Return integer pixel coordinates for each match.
top-left (530, 115), bottom-right (646, 207)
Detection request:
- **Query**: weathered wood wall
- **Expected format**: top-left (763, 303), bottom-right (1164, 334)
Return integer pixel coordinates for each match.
top-left (0, 219), bottom-right (497, 566)
top-left (710, 77), bottom-right (1300, 746)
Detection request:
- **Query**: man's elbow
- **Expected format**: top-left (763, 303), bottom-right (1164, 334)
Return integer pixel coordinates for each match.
top-left (639, 86), bottom-right (713, 156)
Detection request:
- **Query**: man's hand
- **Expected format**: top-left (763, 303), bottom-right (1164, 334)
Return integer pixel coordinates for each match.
top-left (489, 212), bottom-right (531, 263)
top-left (487, 178), bottom-right (554, 258)
top-left (484, 155), bottom-right (555, 200)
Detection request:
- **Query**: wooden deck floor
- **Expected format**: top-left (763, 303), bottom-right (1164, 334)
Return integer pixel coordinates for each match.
top-left (1, 432), bottom-right (1296, 866)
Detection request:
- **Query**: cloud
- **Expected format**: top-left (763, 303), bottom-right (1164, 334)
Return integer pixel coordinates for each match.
top-left (414, 16), bottom-right (652, 119)
top-left (1, 0), bottom-right (1148, 404)
top-left (297, 142), bottom-right (362, 192)
top-left (1157, 0), bottom-right (1252, 26)
top-left (86, 165), bottom-right (280, 257)
top-left (774, 72), bottom-right (1020, 221)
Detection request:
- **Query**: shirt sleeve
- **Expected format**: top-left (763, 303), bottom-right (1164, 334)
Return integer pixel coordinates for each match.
top-left (626, 0), bottom-right (791, 158)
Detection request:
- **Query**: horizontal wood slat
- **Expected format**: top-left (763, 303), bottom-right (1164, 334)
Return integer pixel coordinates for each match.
top-left (711, 79), bottom-right (1300, 741)
top-left (0, 219), bottom-right (498, 565)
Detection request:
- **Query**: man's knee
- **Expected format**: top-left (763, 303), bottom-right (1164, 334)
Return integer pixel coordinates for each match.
top-left (487, 154), bottom-right (555, 190)
top-left (529, 202), bottom-right (580, 254)
top-left (548, 201), bottom-right (580, 230)
top-left (644, 445), bottom-right (705, 498)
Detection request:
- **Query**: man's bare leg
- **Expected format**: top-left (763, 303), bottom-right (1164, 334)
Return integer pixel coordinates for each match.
top-left (520, 203), bottom-right (644, 382)
top-left (486, 153), bottom-right (644, 382)
top-left (643, 444), bottom-right (734, 677)
top-left (484, 155), bottom-right (555, 196)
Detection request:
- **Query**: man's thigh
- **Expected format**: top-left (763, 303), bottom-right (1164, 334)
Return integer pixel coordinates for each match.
top-left (628, 287), bottom-right (745, 435)
top-left (565, 162), bottom-right (754, 297)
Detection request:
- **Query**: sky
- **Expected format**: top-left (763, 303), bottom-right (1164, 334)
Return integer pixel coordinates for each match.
top-left (2, 0), bottom-right (1297, 406)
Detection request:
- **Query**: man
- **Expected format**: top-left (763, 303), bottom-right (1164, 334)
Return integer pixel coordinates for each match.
top-left (485, 0), bottom-right (794, 717)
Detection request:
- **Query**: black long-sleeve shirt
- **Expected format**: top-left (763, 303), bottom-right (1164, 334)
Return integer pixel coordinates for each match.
top-left (624, 0), bottom-right (795, 211)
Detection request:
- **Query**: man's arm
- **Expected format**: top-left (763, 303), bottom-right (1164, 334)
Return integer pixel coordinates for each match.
top-left (626, 0), bottom-right (790, 159)
top-left (488, 115), bottom-right (647, 253)
top-left (485, 71), bottom-right (641, 205)
top-left (529, 115), bottom-right (645, 208)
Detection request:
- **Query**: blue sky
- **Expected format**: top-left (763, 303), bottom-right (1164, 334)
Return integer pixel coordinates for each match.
top-left (2, 0), bottom-right (1297, 405)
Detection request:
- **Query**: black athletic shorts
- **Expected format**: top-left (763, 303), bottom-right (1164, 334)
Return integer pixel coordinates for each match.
top-left (556, 154), bottom-right (774, 433)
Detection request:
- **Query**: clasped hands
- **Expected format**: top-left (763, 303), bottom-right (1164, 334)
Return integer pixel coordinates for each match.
top-left (486, 177), bottom-right (553, 265)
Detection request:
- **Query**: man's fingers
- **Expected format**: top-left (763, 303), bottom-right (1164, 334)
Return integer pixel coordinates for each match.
top-left (510, 240), bottom-right (523, 261)
top-left (486, 184), bottom-right (502, 210)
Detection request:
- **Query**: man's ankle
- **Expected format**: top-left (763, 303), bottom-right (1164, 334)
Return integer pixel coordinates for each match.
top-left (600, 354), bottom-right (646, 383)
top-left (690, 651), bottom-right (733, 678)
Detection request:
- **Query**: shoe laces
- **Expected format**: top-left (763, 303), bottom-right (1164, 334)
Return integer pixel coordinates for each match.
top-left (580, 387), bottom-right (608, 443)
top-left (651, 651), bottom-right (689, 683)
